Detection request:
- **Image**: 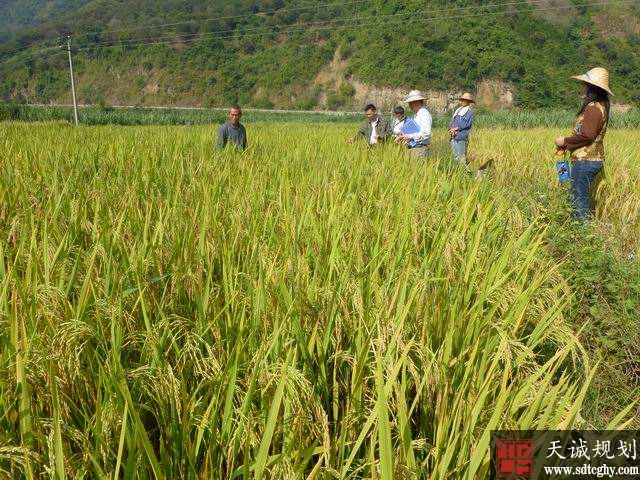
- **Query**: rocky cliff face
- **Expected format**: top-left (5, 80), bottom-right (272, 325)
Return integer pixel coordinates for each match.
top-left (312, 50), bottom-right (515, 113)
top-left (475, 80), bottom-right (515, 110)
top-left (349, 80), bottom-right (514, 113)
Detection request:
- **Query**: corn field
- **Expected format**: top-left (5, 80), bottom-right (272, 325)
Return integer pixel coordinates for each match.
top-left (0, 123), bottom-right (638, 478)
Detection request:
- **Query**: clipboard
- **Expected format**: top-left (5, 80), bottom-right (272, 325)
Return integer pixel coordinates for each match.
top-left (401, 118), bottom-right (420, 135)
top-left (401, 118), bottom-right (421, 148)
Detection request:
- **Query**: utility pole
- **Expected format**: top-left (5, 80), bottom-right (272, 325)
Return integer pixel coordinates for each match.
top-left (65, 35), bottom-right (79, 125)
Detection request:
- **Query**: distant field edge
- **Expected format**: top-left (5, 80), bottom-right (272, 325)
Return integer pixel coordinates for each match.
top-left (2, 103), bottom-right (640, 128)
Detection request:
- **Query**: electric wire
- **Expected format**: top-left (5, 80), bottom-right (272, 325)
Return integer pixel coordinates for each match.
top-left (0, 0), bottom-right (634, 68)
top-left (71, 0), bottom-right (635, 52)
top-left (70, 0), bottom-right (596, 50)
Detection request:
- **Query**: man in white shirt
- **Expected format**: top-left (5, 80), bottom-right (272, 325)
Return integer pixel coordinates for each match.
top-left (394, 90), bottom-right (432, 158)
top-left (349, 104), bottom-right (391, 145)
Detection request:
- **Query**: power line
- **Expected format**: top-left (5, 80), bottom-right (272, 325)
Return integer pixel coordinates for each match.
top-left (70, 0), bottom-right (583, 50)
top-left (0, 0), bottom-right (633, 68)
top-left (72, 0), bottom-right (637, 40)
top-left (1, 31), bottom-right (94, 64)
top-left (0, 49), bottom-right (65, 68)
top-left (0, 0), bottom-right (437, 59)
top-left (0, 45), bottom-right (59, 60)
top-left (70, 0), bottom-right (373, 38)
top-left (2, 0), bottom-right (630, 61)
top-left (71, 0), bottom-right (634, 52)
top-left (0, 0), bottom-right (633, 108)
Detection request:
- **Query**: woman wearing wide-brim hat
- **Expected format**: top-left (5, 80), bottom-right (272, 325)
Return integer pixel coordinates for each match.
top-left (554, 67), bottom-right (612, 221)
top-left (449, 92), bottom-right (475, 171)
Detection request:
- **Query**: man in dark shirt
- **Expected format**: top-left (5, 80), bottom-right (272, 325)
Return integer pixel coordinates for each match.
top-left (348, 104), bottom-right (392, 145)
top-left (217, 105), bottom-right (247, 150)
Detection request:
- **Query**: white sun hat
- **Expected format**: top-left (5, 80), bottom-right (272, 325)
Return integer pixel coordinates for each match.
top-left (405, 90), bottom-right (427, 103)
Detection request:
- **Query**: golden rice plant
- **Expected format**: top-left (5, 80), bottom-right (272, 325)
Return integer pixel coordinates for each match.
top-left (0, 123), bottom-right (636, 479)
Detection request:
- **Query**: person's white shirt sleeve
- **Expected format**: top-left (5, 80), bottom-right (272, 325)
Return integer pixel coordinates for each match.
top-left (392, 118), bottom-right (405, 135)
top-left (407, 108), bottom-right (432, 143)
top-left (370, 119), bottom-right (378, 144)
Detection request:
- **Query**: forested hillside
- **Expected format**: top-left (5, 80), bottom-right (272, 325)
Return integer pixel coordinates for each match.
top-left (1, 0), bottom-right (639, 109)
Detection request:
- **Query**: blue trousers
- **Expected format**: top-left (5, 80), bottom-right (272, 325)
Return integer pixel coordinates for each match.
top-left (451, 139), bottom-right (467, 166)
top-left (570, 160), bottom-right (603, 221)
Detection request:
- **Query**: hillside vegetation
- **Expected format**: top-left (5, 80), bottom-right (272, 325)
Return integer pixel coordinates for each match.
top-left (1, 0), bottom-right (639, 110)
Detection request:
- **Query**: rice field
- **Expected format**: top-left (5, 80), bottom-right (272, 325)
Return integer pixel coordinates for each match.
top-left (0, 123), bottom-right (638, 478)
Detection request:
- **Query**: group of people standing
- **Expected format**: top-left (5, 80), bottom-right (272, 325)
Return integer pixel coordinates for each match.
top-left (216, 66), bottom-right (613, 222)
top-left (349, 90), bottom-right (475, 169)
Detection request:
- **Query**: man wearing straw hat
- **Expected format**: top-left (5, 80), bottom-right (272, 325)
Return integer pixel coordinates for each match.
top-left (394, 90), bottom-right (432, 158)
top-left (554, 67), bottom-right (612, 221)
top-left (449, 92), bottom-right (475, 171)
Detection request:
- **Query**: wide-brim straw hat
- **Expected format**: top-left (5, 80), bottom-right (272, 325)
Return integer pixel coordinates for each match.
top-left (405, 90), bottom-right (426, 103)
top-left (571, 67), bottom-right (613, 96)
top-left (458, 92), bottom-right (475, 103)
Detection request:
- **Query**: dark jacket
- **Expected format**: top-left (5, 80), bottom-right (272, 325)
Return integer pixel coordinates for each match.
top-left (353, 115), bottom-right (392, 144)
top-left (217, 121), bottom-right (247, 150)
